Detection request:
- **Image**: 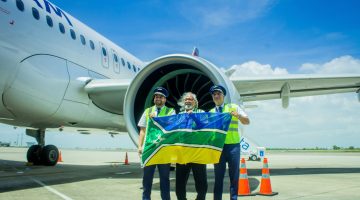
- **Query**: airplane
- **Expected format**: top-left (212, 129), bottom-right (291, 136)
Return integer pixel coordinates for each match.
top-left (0, 0), bottom-right (359, 166)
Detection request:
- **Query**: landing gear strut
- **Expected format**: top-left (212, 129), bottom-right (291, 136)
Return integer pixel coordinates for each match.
top-left (26, 129), bottom-right (59, 166)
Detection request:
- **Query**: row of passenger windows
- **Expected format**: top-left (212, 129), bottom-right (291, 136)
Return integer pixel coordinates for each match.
top-left (6, 0), bottom-right (140, 74)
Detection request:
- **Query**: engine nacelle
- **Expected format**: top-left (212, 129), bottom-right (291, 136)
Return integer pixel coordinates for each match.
top-left (124, 54), bottom-right (240, 146)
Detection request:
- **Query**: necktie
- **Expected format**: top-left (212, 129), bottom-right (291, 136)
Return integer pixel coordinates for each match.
top-left (218, 106), bottom-right (222, 113)
top-left (157, 107), bottom-right (161, 116)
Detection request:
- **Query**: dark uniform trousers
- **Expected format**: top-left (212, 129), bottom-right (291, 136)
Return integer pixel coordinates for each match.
top-left (176, 163), bottom-right (208, 200)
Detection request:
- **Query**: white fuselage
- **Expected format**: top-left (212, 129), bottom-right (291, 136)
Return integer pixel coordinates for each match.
top-left (0, 0), bottom-right (143, 132)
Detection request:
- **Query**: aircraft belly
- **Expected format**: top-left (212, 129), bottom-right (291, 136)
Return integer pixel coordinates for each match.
top-left (2, 55), bottom-right (69, 122)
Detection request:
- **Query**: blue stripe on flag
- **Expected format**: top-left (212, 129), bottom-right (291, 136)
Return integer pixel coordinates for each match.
top-left (152, 112), bottom-right (232, 132)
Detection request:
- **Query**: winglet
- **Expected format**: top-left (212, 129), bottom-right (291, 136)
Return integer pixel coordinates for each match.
top-left (192, 47), bottom-right (199, 56)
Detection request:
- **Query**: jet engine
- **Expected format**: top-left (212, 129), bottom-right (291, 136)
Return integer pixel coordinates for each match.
top-left (123, 54), bottom-right (240, 146)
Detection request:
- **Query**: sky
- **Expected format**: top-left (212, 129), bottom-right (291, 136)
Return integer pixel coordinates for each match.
top-left (1, 0), bottom-right (360, 149)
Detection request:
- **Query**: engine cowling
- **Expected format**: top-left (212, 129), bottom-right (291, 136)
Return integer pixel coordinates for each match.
top-left (124, 54), bottom-right (240, 146)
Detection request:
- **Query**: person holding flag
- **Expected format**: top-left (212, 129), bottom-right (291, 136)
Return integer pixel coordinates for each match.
top-left (175, 92), bottom-right (207, 200)
top-left (137, 87), bottom-right (175, 200)
top-left (209, 85), bottom-right (250, 200)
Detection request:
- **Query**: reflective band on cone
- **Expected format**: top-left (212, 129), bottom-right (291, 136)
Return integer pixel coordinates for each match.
top-left (238, 158), bottom-right (255, 196)
top-left (257, 158), bottom-right (278, 196)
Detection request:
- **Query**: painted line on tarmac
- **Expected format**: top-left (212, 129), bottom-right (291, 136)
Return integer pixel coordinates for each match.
top-left (115, 171), bottom-right (132, 175)
top-left (30, 178), bottom-right (73, 200)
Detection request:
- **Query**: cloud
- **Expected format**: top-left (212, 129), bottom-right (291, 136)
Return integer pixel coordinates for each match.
top-left (228, 56), bottom-right (360, 148)
top-left (299, 55), bottom-right (360, 74)
top-left (229, 61), bottom-right (289, 77)
top-left (178, 0), bottom-right (275, 28)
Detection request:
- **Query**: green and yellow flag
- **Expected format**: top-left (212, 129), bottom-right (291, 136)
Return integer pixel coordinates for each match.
top-left (142, 112), bottom-right (232, 166)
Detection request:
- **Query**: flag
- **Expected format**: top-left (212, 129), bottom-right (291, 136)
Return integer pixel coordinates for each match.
top-left (142, 112), bottom-right (232, 166)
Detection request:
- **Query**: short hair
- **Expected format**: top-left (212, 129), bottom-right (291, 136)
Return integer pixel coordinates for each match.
top-left (177, 92), bottom-right (198, 111)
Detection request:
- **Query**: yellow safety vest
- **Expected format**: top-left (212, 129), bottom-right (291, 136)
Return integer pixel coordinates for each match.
top-left (211, 103), bottom-right (240, 144)
top-left (145, 106), bottom-right (174, 125)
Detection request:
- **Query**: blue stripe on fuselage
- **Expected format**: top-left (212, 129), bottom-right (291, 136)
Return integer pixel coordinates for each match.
top-left (33, 0), bottom-right (73, 27)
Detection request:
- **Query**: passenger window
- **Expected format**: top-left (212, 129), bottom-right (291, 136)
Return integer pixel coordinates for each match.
top-left (59, 23), bottom-right (65, 34)
top-left (102, 47), bottom-right (107, 56)
top-left (46, 16), bottom-right (53, 27)
top-left (89, 40), bottom-right (95, 50)
top-left (127, 62), bottom-right (131, 69)
top-left (114, 54), bottom-right (118, 63)
top-left (133, 65), bottom-right (136, 72)
top-left (80, 35), bottom-right (86, 45)
top-left (70, 29), bottom-right (76, 40)
top-left (16, 0), bottom-right (24, 11)
top-left (32, 7), bottom-right (40, 20)
top-left (121, 58), bottom-right (125, 66)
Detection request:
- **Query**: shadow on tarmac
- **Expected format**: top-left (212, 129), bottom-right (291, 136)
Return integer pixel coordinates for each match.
top-left (1, 159), bottom-right (360, 194)
top-left (0, 159), bottom-right (142, 193)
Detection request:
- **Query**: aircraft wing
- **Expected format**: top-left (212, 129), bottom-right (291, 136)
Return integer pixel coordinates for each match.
top-left (84, 79), bottom-right (131, 114)
top-left (231, 74), bottom-right (360, 107)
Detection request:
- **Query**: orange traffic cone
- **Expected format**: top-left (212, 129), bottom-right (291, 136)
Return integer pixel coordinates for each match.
top-left (124, 152), bottom-right (129, 165)
top-left (57, 151), bottom-right (63, 162)
top-left (257, 158), bottom-right (278, 196)
top-left (238, 158), bottom-right (255, 196)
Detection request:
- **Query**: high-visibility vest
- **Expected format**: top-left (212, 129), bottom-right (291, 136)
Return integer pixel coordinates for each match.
top-left (145, 106), bottom-right (174, 125)
top-left (210, 103), bottom-right (240, 144)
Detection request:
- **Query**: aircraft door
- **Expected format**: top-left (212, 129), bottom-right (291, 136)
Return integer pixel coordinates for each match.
top-left (111, 49), bottom-right (120, 74)
top-left (100, 42), bottom-right (109, 68)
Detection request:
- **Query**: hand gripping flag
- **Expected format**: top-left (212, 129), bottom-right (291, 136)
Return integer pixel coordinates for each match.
top-left (142, 112), bottom-right (232, 166)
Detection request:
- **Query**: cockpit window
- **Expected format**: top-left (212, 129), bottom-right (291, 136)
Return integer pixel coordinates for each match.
top-left (16, 0), bottom-right (24, 11)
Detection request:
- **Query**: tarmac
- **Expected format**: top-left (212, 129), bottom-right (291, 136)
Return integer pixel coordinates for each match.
top-left (1, 147), bottom-right (360, 199)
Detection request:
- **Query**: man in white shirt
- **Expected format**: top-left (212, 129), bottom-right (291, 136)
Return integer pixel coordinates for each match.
top-left (138, 87), bottom-right (175, 200)
top-left (209, 85), bottom-right (250, 200)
